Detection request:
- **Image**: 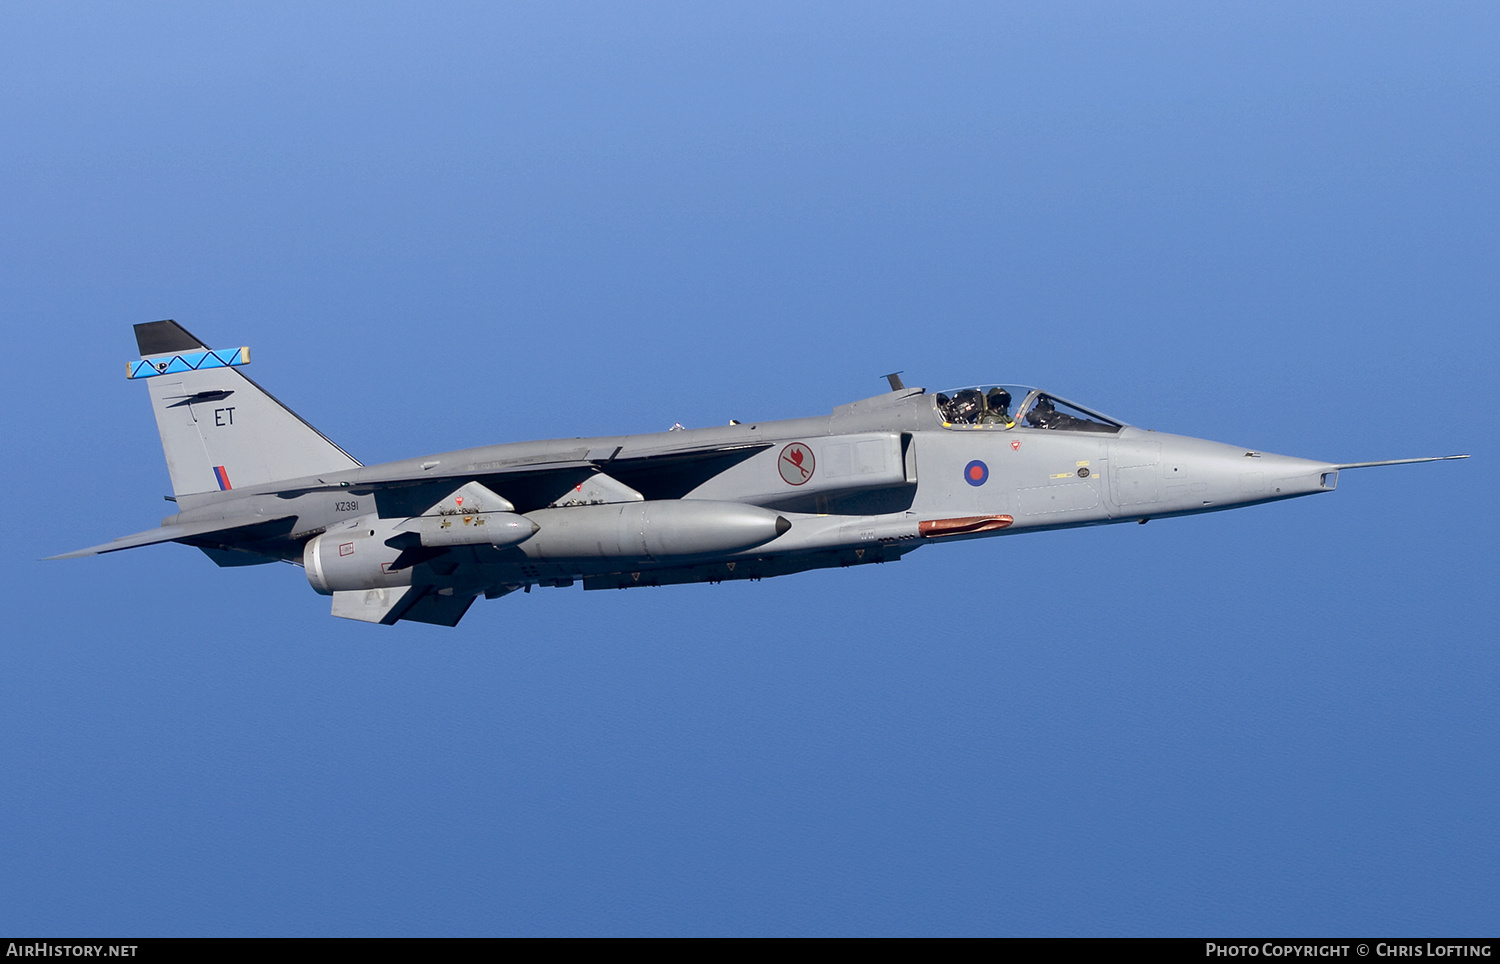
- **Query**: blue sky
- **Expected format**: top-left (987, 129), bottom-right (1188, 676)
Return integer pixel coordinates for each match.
top-left (2, 2), bottom-right (1495, 936)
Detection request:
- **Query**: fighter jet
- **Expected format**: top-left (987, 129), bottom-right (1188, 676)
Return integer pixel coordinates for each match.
top-left (51, 320), bottom-right (1468, 627)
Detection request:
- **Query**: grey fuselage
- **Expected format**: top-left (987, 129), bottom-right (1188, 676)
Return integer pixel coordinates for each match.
top-left (61, 320), bottom-right (1462, 626)
top-left (159, 385), bottom-right (1336, 591)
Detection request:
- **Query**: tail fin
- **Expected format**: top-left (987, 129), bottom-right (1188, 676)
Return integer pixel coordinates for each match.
top-left (131, 320), bottom-right (361, 496)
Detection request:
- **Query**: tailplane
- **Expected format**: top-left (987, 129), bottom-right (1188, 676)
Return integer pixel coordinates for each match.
top-left (130, 320), bottom-right (360, 496)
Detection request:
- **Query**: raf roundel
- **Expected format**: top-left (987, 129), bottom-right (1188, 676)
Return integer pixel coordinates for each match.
top-left (964, 459), bottom-right (989, 487)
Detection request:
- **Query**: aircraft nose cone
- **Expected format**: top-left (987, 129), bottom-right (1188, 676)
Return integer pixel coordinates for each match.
top-left (1136, 433), bottom-right (1338, 514)
top-left (1184, 447), bottom-right (1333, 508)
top-left (1238, 452), bottom-right (1334, 499)
top-left (775, 516), bottom-right (791, 537)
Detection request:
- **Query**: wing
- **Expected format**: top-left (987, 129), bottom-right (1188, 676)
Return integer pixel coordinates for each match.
top-left (50, 442), bottom-right (778, 626)
top-left (322, 442), bottom-right (774, 513)
top-left (45, 515), bottom-right (296, 560)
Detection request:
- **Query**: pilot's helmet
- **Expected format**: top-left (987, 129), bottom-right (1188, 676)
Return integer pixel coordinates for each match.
top-left (987, 388), bottom-right (1011, 412)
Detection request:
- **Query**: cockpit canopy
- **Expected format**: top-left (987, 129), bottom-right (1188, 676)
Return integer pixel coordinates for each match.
top-left (934, 385), bottom-right (1122, 434)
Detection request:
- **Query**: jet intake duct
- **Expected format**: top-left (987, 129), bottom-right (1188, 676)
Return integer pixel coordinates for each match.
top-left (304, 518), bottom-right (411, 595)
top-left (523, 500), bottom-right (791, 562)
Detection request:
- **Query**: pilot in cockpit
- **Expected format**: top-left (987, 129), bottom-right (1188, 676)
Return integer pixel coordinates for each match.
top-left (981, 388), bottom-right (1014, 427)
